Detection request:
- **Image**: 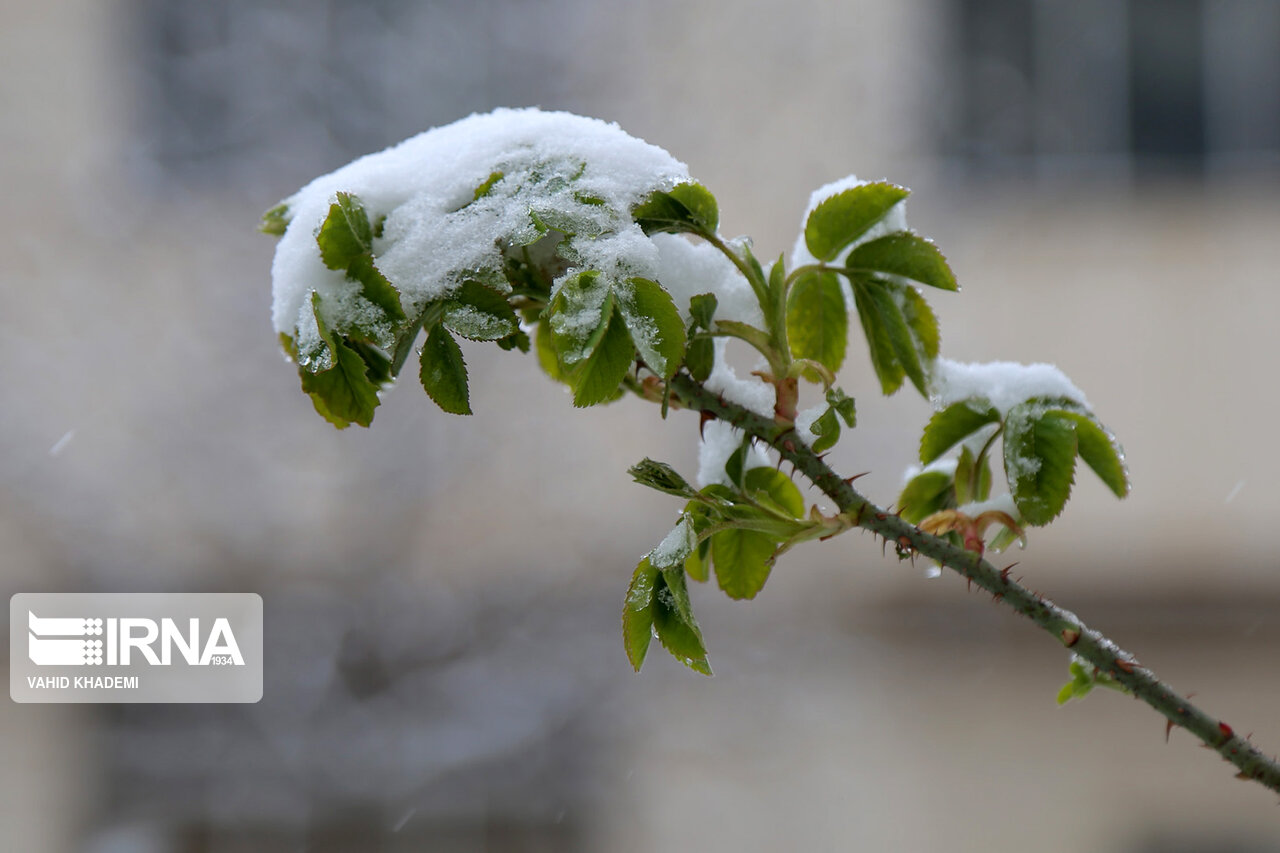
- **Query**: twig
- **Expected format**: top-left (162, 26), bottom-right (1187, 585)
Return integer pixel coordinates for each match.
top-left (670, 372), bottom-right (1280, 796)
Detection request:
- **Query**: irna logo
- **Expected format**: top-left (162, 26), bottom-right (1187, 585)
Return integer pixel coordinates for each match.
top-left (27, 611), bottom-right (245, 667)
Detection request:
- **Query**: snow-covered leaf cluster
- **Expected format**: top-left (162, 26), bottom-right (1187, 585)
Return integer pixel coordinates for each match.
top-left (264, 108), bottom-right (1130, 677)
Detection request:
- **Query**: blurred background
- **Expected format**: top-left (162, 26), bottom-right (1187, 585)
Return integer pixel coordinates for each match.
top-left (3, 0), bottom-right (1280, 850)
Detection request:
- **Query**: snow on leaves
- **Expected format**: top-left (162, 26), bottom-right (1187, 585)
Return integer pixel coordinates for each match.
top-left (264, 110), bottom-right (1131, 678)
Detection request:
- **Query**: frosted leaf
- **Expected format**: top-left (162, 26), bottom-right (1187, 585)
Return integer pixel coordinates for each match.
top-left (930, 358), bottom-right (1089, 415)
top-left (270, 108), bottom-right (689, 339)
top-left (697, 420), bottom-right (772, 488)
top-left (650, 515), bottom-right (696, 570)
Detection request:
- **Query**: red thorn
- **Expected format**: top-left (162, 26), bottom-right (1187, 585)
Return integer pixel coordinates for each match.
top-left (1220, 721), bottom-right (1235, 740)
top-left (699, 410), bottom-right (716, 438)
top-left (1115, 659), bottom-right (1136, 674)
top-left (1165, 719), bottom-right (1175, 743)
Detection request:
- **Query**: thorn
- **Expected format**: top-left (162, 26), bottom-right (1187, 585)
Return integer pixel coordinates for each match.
top-left (1220, 721), bottom-right (1235, 740)
top-left (843, 472), bottom-right (870, 485)
top-left (1000, 562), bottom-right (1019, 582)
top-left (1165, 719), bottom-right (1175, 743)
top-left (1115, 659), bottom-right (1136, 674)
top-left (1060, 628), bottom-right (1081, 647)
top-left (699, 410), bottom-right (716, 438)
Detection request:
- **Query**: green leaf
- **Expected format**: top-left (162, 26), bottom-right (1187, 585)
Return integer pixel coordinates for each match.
top-left (954, 444), bottom-right (994, 505)
top-left (809, 407), bottom-right (841, 454)
top-left (899, 283), bottom-right (940, 364)
top-left (299, 294), bottom-right (382, 429)
top-left (685, 537), bottom-right (711, 583)
top-left (711, 528), bottom-right (777, 600)
top-left (623, 558), bottom-right (659, 671)
top-left (549, 271), bottom-right (612, 367)
top-left (259, 202), bottom-right (290, 236)
top-left (852, 279), bottom-right (937, 396)
top-left (629, 458), bottom-right (695, 498)
top-left (570, 307), bottom-right (635, 407)
top-left (1056, 680), bottom-right (1085, 705)
top-left (345, 339), bottom-right (394, 387)
top-left (632, 182), bottom-right (719, 236)
top-left (652, 569), bottom-right (712, 675)
top-left (898, 470), bottom-right (954, 524)
top-left (744, 467), bottom-right (805, 519)
top-left (851, 279), bottom-right (905, 395)
top-left (617, 277), bottom-right (686, 379)
top-left (846, 232), bottom-right (958, 291)
top-left (786, 271), bottom-right (848, 377)
top-left (496, 329), bottom-right (531, 353)
top-left (723, 434), bottom-right (753, 489)
top-left (804, 182), bottom-right (909, 262)
top-left (347, 254), bottom-right (406, 324)
top-left (920, 399), bottom-right (1001, 464)
top-left (302, 337), bottom-right (383, 429)
top-left (649, 515), bottom-right (697, 569)
top-left (1053, 411), bottom-right (1130, 498)
top-left (535, 321), bottom-right (567, 383)
top-left (443, 280), bottom-right (519, 341)
top-left (689, 292), bottom-right (718, 330)
top-left (317, 192), bottom-right (374, 270)
top-left (314, 193), bottom-right (406, 325)
top-left (686, 335), bottom-right (714, 382)
top-left (419, 324), bottom-right (472, 415)
top-left (874, 285), bottom-right (927, 394)
top-left (1004, 407), bottom-right (1078, 525)
top-left (473, 170), bottom-right (504, 200)
top-left (826, 387), bottom-right (857, 427)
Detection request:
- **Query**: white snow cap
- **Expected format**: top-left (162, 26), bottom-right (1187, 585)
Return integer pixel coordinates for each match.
top-left (270, 107), bottom-right (689, 337)
top-left (789, 175), bottom-right (908, 270)
top-left (930, 358), bottom-right (1089, 414)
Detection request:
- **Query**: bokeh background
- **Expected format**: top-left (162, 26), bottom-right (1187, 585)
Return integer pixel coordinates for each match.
top-left (4, 1), bottom-right (1280, 850)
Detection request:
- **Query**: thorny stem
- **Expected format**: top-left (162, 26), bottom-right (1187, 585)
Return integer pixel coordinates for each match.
top-left (668, 371), bottom-right (1280, 797)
